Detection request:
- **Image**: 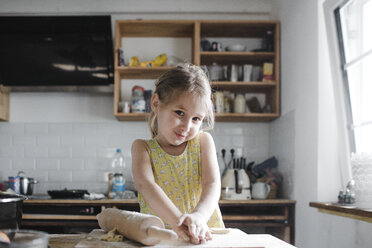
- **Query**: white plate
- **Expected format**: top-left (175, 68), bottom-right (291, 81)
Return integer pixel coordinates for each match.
top-left (226, 44), bottom-right (246, 52)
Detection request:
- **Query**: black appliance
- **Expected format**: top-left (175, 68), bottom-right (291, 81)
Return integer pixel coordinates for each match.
top-left (47, 188), bottom-right (89, 199)
top-left (0, 15), bottom-right (114, 89)
top-left (0, 193), bottom-right (26, 229)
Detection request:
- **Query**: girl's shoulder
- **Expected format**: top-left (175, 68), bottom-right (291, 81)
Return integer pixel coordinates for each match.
top-left (131, 139), bottom-right (151, 154)
top-left (199, 131), bottom-right (215, 148)
top-left (199, 130), bottom-right (213, 142)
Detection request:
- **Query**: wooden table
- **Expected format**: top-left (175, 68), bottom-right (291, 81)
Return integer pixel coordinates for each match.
top-left (48, 229), bottom-right (296, 248)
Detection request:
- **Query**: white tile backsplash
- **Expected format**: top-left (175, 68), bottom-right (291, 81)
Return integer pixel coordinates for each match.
top-left (85, 135), bottom-right (109, 146)
top-left (0, 146), bottom-right (24, 157)
top-left (37, 135), bottom-right (60, 145)
top-left (25, 123), bottom-right (48, 134)
top-left (35, 158), bottom-right (59, 170)
top-left (48, 123), bottom-right (72, 135)
top-left (25, 146), bottom-right (48, 158)
top-left (48, 171), bottom-right (72, 182)
top-left (60, 159), bottom-right (84, 170)
top-left (0, 123), bottom-right (24, 134)
top-left (48, 146), bottom-right (71, 158)
top-left (13, 135), bottom-right (36, 145)
top-left (0, 135), bottom-right (11, 145)
top-left (72, 123), bottom-right (96, 134)
top-left (60, 135), bottom-right (84, 145)
top-left (0, 121), bottom-right (270, 195)
top-left (84, 158), bottom-right (110, 171)
top-left (72, 170), bottom-right (97, 182)
top-left (0, 158), bottom-right (11, 170)
top-left (12, 158), bottom-right (35, 170)
top-left (71, 146), bottom-right (97, 158)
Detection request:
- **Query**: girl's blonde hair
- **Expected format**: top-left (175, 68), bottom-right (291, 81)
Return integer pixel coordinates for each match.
top-left (149, 63), bottom-right (214, 138)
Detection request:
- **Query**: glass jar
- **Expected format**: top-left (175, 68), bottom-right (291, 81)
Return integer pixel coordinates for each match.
top-left (214, 91), bottom-right (224, 113)
top-left (234, 94), bottom-right (246, 113)
top-left (131, 86), bottom-right (146, 113)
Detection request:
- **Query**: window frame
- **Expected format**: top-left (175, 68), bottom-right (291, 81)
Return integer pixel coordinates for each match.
top-left (323, 0), bottom-right (354, 187)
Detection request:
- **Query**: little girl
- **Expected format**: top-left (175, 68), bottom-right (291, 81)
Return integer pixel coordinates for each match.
top-left (131, 63), bottom-right (224, 244)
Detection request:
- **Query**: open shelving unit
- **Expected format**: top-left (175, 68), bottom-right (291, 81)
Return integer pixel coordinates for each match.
top-left (114, 20), bottom-right (280, 122)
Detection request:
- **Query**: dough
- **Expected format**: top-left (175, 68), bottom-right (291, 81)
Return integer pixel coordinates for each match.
top-left (100, 228), bottom-right (124, 242)
top-left (210, 228), bottom-right (231, 234)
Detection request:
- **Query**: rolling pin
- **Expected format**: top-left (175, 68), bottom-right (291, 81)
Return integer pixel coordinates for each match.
top-left (96, 208), bottom-right (178, 246)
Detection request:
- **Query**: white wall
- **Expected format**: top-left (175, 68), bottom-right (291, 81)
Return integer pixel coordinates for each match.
top-left (271, 0), bottom-right (372, 247)
top-left (271, 0), bottom-right (319, 247)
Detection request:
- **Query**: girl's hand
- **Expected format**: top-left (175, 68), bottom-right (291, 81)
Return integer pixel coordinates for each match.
top-left (171, 223), bottom-right (191, 243)
top-left (177, 212), bottom-right (212, 244)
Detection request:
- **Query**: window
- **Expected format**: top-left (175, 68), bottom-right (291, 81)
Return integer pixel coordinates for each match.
top-left (324, 0), bottom-right (372, 184)
top-left (337, 0), bottom-right (372, 153)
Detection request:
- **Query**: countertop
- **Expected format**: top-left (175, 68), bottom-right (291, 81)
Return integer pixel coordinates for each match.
top-left (24, 198), bottom-right (295, 205)
top-left (48, 229), bottom-right (297, 248)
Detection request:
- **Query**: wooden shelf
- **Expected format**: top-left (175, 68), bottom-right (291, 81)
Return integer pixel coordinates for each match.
top-left (115, 112), bottom-right (149, 121)
top-left (114, 112), bottom-right (278, 122)
top-left (201, 52), bottom-right (276, 65)
top-left (211, 81), bottom-right (276, 92)
top-left (115, 66), bottom-right (172, 79)
top-left (200, 20), bottom-right (279, 38)
top-left (309, 202), bottom-right (372, 223)
top-left (114, 20), bottom-right (280, 122)
top-left (215, 113), bottom-right (278, 122)
top-left (116, 20), bottom-right (195, 37)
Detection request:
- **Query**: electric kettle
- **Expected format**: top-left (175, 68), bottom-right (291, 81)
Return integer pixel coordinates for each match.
top-left (221, 168), bottom-right (251, 200)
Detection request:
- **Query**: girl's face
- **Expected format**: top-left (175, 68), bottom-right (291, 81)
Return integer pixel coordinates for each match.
top-left (154, 92), bottom-right (207, 148)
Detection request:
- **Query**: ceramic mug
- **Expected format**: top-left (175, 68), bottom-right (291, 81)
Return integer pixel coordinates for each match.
top-left (252, 182), bottom-right (271, 199)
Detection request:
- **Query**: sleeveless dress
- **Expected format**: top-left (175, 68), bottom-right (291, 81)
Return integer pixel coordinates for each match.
top-left (138, 132), bottom-right (224, 228)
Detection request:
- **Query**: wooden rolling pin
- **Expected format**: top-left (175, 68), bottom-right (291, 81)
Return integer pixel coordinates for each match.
top-left (97, 208), bottom-right (178, 246)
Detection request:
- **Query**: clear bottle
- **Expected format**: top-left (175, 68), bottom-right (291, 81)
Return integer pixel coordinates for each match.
top-left (109, 148), bottom-right (126, 199)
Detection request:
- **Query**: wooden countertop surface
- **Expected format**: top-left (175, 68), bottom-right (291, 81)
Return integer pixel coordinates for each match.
top-left (24, 198), bottom-right (295, 205)
top-left (48, 229), bottom-right (297, 248)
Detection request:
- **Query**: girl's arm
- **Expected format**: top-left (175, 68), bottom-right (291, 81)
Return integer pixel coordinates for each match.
top-left (131, 139), bottom-right (189, 241)
top-left (178, 131), bottom-right (221, 243)
top-left (193, 131), bottom-right (221, 218)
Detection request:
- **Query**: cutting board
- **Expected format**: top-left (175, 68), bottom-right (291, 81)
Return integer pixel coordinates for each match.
top-left (75, 229), bottom-right (295, 248)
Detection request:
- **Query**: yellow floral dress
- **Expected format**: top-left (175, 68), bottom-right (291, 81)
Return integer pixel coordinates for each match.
top-left (138, 132), bottom-right (224, 228)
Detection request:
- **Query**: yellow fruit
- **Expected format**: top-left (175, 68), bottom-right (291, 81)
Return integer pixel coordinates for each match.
top-left (129, 56), bottom-right (139, 67)
top-left (153, 53), bottom-right (167, 66)
top-left (140, 61), bottom-right (154, 67)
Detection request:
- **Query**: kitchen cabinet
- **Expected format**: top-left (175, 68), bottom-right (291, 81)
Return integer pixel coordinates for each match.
top-left (22, 199), bottom-right (295, 245)
top-left (114, 20), bottom-right (280, 122)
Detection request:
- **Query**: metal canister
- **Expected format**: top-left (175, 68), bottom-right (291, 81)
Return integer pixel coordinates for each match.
top-left (8, 176), bottom-right (21, 194)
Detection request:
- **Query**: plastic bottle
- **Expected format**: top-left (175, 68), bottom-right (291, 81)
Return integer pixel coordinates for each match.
top-left (109, 148), bottom-right (126, 198)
